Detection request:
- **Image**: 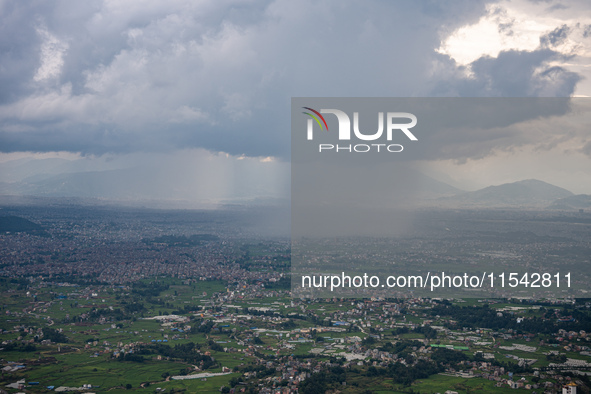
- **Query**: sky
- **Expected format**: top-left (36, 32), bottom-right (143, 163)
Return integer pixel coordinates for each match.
top-left (1, 0), bottom-right (591, 204)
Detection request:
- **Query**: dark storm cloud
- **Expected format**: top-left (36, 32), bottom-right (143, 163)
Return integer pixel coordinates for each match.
top-left (0, 1), bottom-right (46, 103)
top-left (434, 49), bottom-right (580, 97)
top-left (0, 0), bottom-right (583, 158)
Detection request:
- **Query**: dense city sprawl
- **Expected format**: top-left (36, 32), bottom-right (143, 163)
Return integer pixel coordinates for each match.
top-left (1, 204), bottom-right (590, 393)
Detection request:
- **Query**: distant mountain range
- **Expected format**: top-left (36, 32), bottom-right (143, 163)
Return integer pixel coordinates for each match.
top-left (413, 171), bottom-right (464, 199)
top-left (0, 158), bottom-right (589, 210)
top-left (0, 157), bottom-right (282, 206)
top-left (437, 179), bottom-right (577, 209)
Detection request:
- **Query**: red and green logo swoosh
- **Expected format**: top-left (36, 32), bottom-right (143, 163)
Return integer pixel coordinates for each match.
top-left (302, 107), bottom-right (329, 131)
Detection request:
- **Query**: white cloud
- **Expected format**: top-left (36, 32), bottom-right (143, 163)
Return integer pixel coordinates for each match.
top-left (34, 25), bottom-right (69, 82)
top-left (438, 0), bottom-right (591, 96)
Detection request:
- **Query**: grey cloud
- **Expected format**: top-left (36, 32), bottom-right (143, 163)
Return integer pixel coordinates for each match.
top-left (546, 4), bottom-right (569, 12)
top-left (540, 24), bottom-right (570, 48)
top-left (433, 49), bottom-right (580, 97)
top-left (0, 0), bottom-right (584, 159)
top-left (421, 98), bottom-right (590, 163)
top-left (582, 140), bottom-right (591, 157)
top-left (0, 2), bottom-right (46, 103)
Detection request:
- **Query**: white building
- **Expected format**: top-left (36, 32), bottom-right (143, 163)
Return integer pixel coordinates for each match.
top-left (563, 382), bottom-right (577, 394)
